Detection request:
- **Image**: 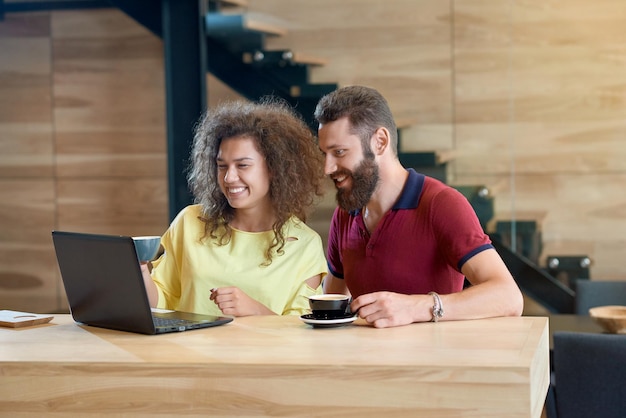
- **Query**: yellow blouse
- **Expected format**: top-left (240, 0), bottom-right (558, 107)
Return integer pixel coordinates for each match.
top-left (151, 205), bottom-right (326, 316)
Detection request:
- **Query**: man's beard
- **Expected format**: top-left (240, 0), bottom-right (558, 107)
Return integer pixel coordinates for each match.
top-left (335, 157), bottom-right (380, 212)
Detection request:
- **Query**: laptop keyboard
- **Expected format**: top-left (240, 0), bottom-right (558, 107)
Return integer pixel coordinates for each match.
top-left (153, 316), bottom-right (198, 328)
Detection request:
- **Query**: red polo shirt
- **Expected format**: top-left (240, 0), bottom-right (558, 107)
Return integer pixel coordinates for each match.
top-left (327, 169), bottom-right (493, 298)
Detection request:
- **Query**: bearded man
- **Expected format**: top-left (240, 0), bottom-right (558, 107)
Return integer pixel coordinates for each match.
top-left (314, 85), bottom-right (524, 328)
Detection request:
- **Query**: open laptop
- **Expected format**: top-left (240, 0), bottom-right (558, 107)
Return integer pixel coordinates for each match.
top-left (51, 230), bottom-right (233, 335)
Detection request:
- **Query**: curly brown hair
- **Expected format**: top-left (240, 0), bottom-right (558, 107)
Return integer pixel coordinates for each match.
top-left (188, 98), bottom-right (326, 265)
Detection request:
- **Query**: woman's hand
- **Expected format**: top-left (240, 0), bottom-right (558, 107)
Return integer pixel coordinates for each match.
top-left (210, 286), bottom-right (276, 316)
top-left (140, 262), bottom-right (158, 307)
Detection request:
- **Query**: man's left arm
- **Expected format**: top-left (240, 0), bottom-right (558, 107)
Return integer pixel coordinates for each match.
top-left (352, 248), bottom-right (523, 328)
top-left (442, 248), bottom-right (524, 319)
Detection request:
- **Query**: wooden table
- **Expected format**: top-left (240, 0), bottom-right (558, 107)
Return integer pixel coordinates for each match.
top-left (0, 314), bottom-right (549, 418)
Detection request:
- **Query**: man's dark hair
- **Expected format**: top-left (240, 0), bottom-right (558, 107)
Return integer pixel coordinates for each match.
top-left (314, 85), bottom-right (398, 155)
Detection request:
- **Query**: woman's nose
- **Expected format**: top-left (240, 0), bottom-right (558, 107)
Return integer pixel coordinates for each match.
top-left (224, 167), bottom-right (238, 183)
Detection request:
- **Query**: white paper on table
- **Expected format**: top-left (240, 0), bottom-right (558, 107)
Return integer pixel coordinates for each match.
top-left (0, 310), bottom-right (54, 328)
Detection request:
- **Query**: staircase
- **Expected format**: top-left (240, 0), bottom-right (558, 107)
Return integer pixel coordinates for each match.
top-left (1, 0), bottom-right (584, 314)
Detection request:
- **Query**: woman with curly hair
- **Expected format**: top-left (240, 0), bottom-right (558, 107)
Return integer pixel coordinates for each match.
top-left (142, 99), bottom-right (327, 317)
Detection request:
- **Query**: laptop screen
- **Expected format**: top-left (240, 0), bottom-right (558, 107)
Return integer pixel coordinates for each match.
top-left (52, 230), bottom-right (232, 334)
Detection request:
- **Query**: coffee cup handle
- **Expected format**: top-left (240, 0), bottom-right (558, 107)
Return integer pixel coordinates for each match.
top-left (345, 298), bottom-right (358, 316)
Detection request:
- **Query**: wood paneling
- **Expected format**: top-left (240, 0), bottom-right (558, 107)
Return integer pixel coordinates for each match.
top-left (255, 0), bottom-right (454, 128)
top-left (0, 10), bottom-right (168, 312)
top-left (453, 0), bottom-right (626, 279)
top-left (56, 179), bottom-right (168, 236)
top-left (0, 13), bottom-right (57, 312)
top-left (50, 8), bottom-right (169, 236)
top-left (0, 33), bottom-right (53, 177)
top-left (0, 179), bottom-right (59, 312)
top-left (2, 1), bottom-right (626, 312)
top-left (53, 10), bottom-right (167, 179)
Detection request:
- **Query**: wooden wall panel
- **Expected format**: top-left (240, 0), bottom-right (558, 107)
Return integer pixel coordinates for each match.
top-left (0, 9), bottom-right (169, 312)
top-left (56, 179), bottom-right (168, 236)
top-left (48, 11), bottom-right (169, 311)
top-left (207, 73), bottom-right (244, 108)
top-left (458, 169), bottom-right (626, 280)
top-left (0, 179), bottom-right (60, 312)
top-left (453, 121), bottom-right (626, 175)
top-left (0, 13), bottom-right (58, 312)
top-left (51, 9), bottom-right (169, 233)
top-left (453, 0), bottom-right (626, 279)
top-left (0, 32), bottom-right (53, 177)
top-left (2, 1), bottom-right (626, 313)
top-left (52, 10), bottom-right (167, 179)
top-left (253, 0), bottom-right (454, 136)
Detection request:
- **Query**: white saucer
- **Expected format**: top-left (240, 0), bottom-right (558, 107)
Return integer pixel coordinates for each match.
top-left (300, 314), bottom-right (358, 328)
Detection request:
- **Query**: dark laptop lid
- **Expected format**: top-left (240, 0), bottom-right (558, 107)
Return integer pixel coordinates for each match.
top-left (52, 230), bottom-right (232, 334)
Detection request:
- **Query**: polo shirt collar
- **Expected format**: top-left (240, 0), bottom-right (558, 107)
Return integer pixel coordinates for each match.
top-left (393, 168), bottom-right (424, 210)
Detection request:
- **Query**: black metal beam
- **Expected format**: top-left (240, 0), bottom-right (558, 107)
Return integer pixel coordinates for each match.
top-left (491, 236), bottom-right (576, 313)
top-left (162, 0), bottom-right (206, 220)
top-left (3, 0), bottom-right (110, 13)
top-left (205, 38), bottom-right (331, 129)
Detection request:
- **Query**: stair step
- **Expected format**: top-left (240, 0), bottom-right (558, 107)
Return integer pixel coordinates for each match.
top-left (455, 185), bottom-right (494, 231)
top-left (455, 185), bottom-right (492, 201)
top-left (398, 150), bottom-right (456, 167)
top-left (3, 0), bottom-right (111, 13)
top-left (289, 83), bottom-right (337, 98)
top-left (209, 0), bottom-right (248, 8)
top-left (490, 237), bottom-right (575, 313)
top-left (283, 52), bottom-right (327, 66)
top-left (261, 65), bottom-right (312, 89)
top-left (495, 220), bottom-right (543, 265)
top-left (398, 150), bottom-right (456, 183)
top-left (242, 50), bottom-right (328, 67)
top-left (206, 13), bottom-right (287, 38)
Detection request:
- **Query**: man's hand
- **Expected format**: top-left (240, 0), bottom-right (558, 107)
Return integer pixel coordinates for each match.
top-left (352, 292), bottom-right (431, 328)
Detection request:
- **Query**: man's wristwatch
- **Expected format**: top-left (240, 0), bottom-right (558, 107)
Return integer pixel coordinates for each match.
top-left (428, 291), bottom-right (444, 322)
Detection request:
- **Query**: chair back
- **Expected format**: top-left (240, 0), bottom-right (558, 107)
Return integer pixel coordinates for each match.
top-left (552, 331), bottom-right (626, 418)
top-left (574, 279), bottom-right (626, 314)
